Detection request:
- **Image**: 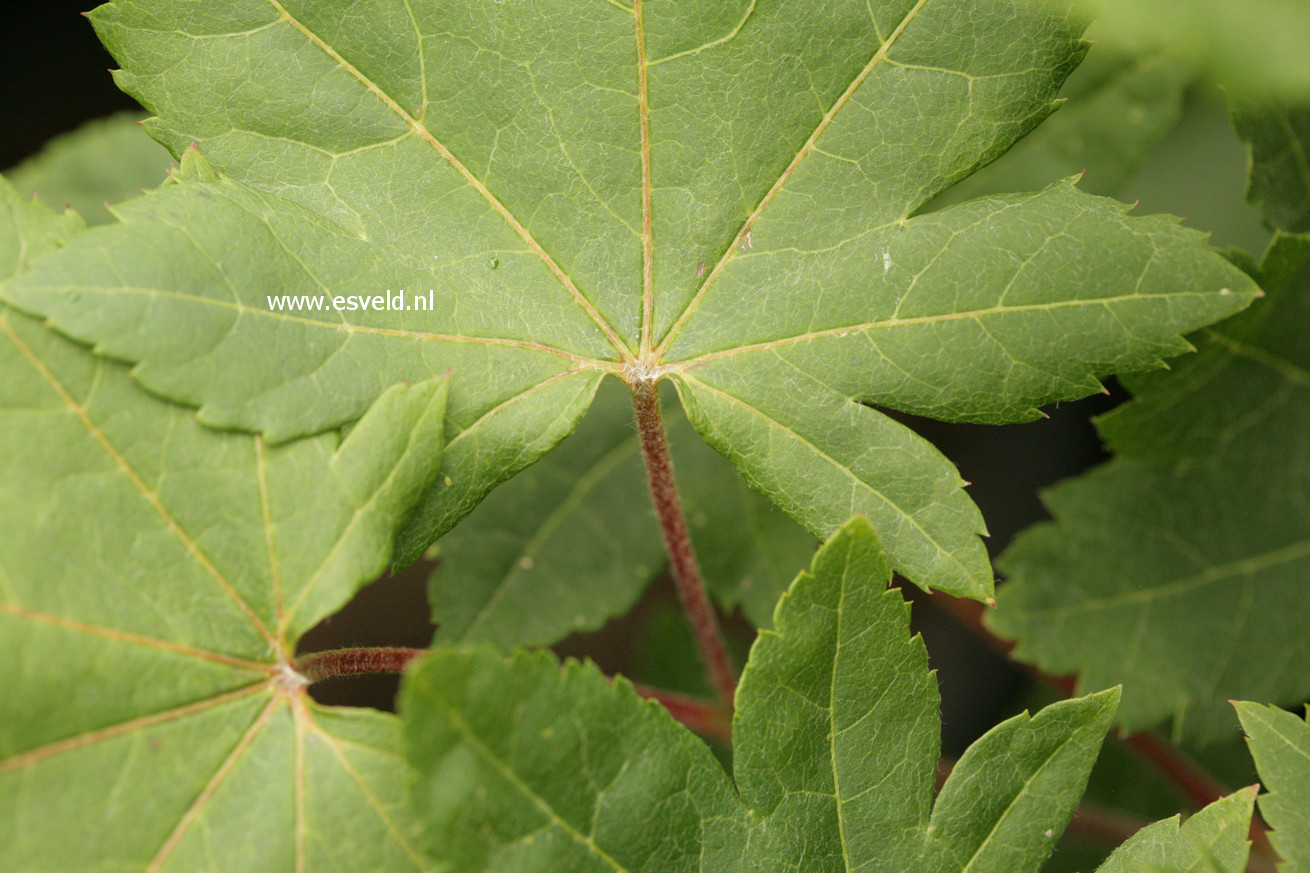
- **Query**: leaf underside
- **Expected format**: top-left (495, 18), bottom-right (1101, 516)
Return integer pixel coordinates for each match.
top-left (0, 0), bottom-right (1257, 605)
top-left (930, 39), bottom-right (1189, 205)
top-left (0, 181), bottom-right (446, 872)
top-left (403, 518), bottom-right (1122, 872)
top-left (428, 379), bottom-right (816, 649)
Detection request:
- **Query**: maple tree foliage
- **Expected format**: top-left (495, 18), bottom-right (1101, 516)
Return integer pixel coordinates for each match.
top-left (992, 104), bottom-right (1310, 742)
top-left (0, 179), bottom-right (446, 869)
top-left (2, 0), bottom-right (1307, 871)
top-left (4, 0), bottom-right (1253, 603)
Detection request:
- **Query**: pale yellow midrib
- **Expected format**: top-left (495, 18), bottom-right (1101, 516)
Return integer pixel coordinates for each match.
top-left (264, 0), bottom-right (635, 361)
top-left (672, 291), bottom-right (1231, 370)
top-left (654, 0), bottom-right (931, 358)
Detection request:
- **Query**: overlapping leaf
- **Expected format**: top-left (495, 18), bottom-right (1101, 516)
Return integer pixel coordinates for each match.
top-left (0, 180), bottom-right (446, 871)
top-left (403, 517), bottom-right (1122, 871)
top-left (1066, 0), bottom-right (1310, 99)
top-left (429, 380), bottom-right (814, 647)
top-left (0, 0), bottom-right (1257, 605)
top-left (1232, 105), bottom-right (1310, 235)
top-left (932, 42), bottom-right (1188, 205)
top-left (1237, 702), bottom-right (1310, 872)
top-left (990, 107), bottom-right (1310, 741)
top-left (7, 112), bottom-right (170, 224)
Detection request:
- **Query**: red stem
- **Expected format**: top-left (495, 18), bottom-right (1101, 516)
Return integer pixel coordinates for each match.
top-left (630, 380), bottom-right (738, 706)
top-left (293, 647), bottom-right (425, 683)
top-left (633, 683), bottom-right (733, 741)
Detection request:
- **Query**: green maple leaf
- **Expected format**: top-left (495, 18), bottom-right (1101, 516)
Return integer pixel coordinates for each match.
top-left (403, 517), bottom-right (1124, 872)
top-left (429, 380), bottom-right (815, 648)
top-left (0, 180), bottom-right (447, 870)
top-left (989, 106), bottom-right (1310, 741)
top-left (1236, 702), bottom-right (1310, 873)
top-left (7, 112), bottom-right (171, 225)
top-left (1, 0), bottom-right (1255, 604)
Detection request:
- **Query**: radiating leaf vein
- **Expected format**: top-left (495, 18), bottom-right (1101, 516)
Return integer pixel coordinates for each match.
top-left (263, 0), bottom-right (634, 359)
top-left (145, 695), bottom-right (281, 872)
top-left (655, 0), bottom-right (930, 354)
top-left (678, 371), bottom-right (972, 584)
top-left (0, 313), bottom-right (277, 645)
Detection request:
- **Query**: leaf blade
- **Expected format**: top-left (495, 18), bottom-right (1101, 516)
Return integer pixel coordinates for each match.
top-left (6, 112), bottom-right (170, 224)
top-left (1093, 789), bottom-right (1256, 873)
top-left (4, 0), bottom-right (1256, 609)
top-left (1236, 702), bottom-right (1310, 873)
top-left (404, 518), bottom-right (1120, 872)
top-left (0, 180), bottom-right (447, 872)
top-left (990, 233), bottom-right (1310, 740)
top-left (927, 690), bottom-right (1119, 873)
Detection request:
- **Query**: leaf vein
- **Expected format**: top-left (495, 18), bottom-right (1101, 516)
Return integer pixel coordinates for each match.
top-left (654, 0), bottom-right (931, 354)
top-left (0, 683), bottom-right (269, 775)
top-left (145, 696), bottom-right (281, 872)
top-left (426, 689), bottom-right (633, 872)
top-left (263, 0), bottom-right (635, 359)
top-left (676, 371), bottom-right (972, 584)
top-left (0, 601), bottom-right (273, 675)
top-left (306, 715), bottom-right (431, 871)
top-left (673, 292), bottom-right (1230, 368)
top-left (0, 313), bottom-right (278, 647)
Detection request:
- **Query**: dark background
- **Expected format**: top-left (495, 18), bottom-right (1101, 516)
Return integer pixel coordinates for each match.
top-left (1, 3), bottom-right (140, 169)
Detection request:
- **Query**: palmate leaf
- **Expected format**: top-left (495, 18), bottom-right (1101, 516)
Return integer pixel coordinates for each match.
top-left (0, 180), bottom-right (447, 870)
top-left (0, 0), bottom-right (1256, 605)
top-left (7, 112), bottom-right (171, 225)
top-left (429, 380), bottom-right (814, 647)
top-left (403, 517), bottom-right (1123, 872)
top-left (989, 106), bottom-right (1310, 741)
top-left (1236, 702), bottom-right (1310, 873)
